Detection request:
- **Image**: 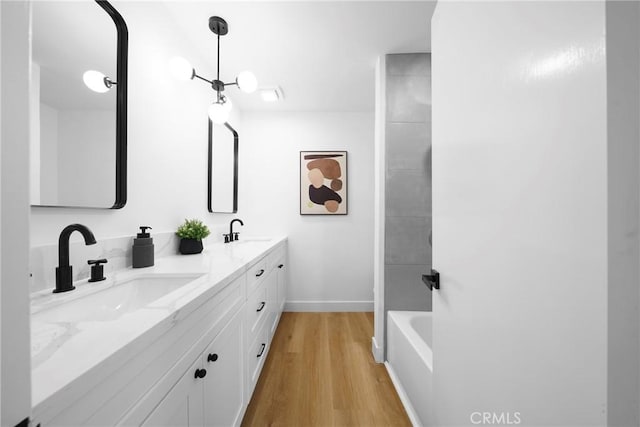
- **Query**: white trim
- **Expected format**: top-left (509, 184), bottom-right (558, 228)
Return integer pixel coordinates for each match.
top-left (284, 300), bottom-right (373, 312)
top-left (385, 361), bottom-right (423, 427)
top-left (373, 55), bottom-right (387, 361)
top-left (371, 336), bottom-right (384, 363)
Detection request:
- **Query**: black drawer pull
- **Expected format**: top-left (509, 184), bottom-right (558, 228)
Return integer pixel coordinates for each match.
top-left (256, 343), bottom-right (266, 358)
top-left (194, 368), bottom-right (207, 379)
top-left (256, 301), bottom-right (266, 312)
top-left (207, 353), bottom-right (218, 362)
top-left (255, 269), bottom-right (265, 277)
top-left (278, 264), bottom-right (284, 269)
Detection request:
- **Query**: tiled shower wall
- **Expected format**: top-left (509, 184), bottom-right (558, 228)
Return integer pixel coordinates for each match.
top-left (384, 53), bottom-right (432, 312)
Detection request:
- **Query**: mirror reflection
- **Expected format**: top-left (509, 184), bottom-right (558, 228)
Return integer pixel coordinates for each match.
top-left (30, 0), bottom-right (125, 208)
top-left (208, 121), bottom-right (238, 213)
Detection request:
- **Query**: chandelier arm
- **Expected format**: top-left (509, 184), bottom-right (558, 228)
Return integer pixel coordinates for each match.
top-left (193, 74), bottom-right (213, 84)
top-left (222, 81), bottom-right (238, 87)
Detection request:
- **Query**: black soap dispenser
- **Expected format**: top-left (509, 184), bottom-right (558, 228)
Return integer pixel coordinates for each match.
top-left (132, 226), bottom-right (154, 268)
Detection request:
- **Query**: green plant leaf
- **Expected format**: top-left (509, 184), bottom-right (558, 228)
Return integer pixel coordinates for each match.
top-left (176, 218), bottom-right (211, 240)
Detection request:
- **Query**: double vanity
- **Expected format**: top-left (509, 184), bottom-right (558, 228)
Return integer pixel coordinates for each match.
top-left (31, 236), bottom-right (287, 426)
top-left (28, 0), bottom-right (271, 424)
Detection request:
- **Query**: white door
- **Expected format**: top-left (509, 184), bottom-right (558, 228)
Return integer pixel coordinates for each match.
top-left (203, 310), bottom-right (245, 427)
top-left (142, 357), bottom-right (205, 427)
top-left (431, 2), bottom-right (608, 426)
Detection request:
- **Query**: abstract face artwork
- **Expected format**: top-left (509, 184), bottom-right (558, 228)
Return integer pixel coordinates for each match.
top-left (300, 151), bottom-right (348, 215)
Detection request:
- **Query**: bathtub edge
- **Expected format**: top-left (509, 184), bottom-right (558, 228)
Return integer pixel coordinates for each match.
top-left (385, 361), bottom-right (423, 427)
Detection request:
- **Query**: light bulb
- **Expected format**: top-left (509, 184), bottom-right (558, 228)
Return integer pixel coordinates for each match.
top-left (170, 56), bottom-right (194, 81)
top-left (236, 71), bottom-right (257, 93)
top-left (222, 96), bottom-right (233, 112)
top-left (208, 102), bottom-right (229, 124)
top-left (83, 70), bottom-right (110, 93)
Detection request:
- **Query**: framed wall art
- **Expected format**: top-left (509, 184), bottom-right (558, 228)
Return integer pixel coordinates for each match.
top-left (300, 151), bottom-right (347, 215)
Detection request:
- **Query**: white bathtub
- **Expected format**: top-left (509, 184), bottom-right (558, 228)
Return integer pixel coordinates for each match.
top-left (386, 311), bottom-right (433, 426)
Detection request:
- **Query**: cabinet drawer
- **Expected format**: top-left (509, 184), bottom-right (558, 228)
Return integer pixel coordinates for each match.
top-left (246, 277), bottom-right (269, 343)
top-left (246, 256), bottom-right (268, 296)
top-left (267, 244), bottom-right (285, 271)
top-left (247, 322), bottom-right (269, 395)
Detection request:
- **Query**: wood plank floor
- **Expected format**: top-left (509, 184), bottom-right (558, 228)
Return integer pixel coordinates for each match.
top-left (241, 312), bottom-right (411, 427)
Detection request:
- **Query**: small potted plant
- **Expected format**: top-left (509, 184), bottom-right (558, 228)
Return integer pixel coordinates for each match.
top-left (176, 219), bottom-right (211, 255)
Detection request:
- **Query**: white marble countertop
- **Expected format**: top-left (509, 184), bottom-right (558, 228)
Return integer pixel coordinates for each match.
top-left (30, 236), bottom-right (286, 414)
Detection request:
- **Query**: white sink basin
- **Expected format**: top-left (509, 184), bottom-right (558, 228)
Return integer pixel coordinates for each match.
top-left (33, 273), bottom-right (204, 323)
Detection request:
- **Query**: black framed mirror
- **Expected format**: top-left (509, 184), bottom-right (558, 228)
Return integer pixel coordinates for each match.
top-left (30, 0), bottom-right (127, 209)
top-left (208, 120), bottom-right (238, 213)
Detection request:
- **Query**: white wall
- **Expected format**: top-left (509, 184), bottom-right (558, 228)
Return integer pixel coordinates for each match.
top-left (1, 1), bottom-right (32, 424)
top-left (606, 2), bottom-right (640, 425)
top-left (30, 2), bottom-right (241, 248)
top-left (56, 110), bottom-right (115, 206)
top-left (30, 62), bottom-right (41, 204)
top-left (39, 103), bottom-right (58, 205)
top-left (432, 1), bottom-right (608, 425)
top-left (373, 56), bottom-right (386, 361)
top-left (240, 112), bottom-right (375, 311)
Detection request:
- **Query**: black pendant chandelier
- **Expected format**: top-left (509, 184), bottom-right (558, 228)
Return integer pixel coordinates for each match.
top-left (171, 16), bottom-right (257, 124)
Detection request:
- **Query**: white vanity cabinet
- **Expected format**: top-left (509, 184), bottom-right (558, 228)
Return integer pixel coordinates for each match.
top-left (141, 356), bottom-right (204, 427)
top-left (32, 238), bottom-right (287, 427)
top-left (202, 309), bottom-right (245, 427)
top-left (141, 309), bottom-right (244, 427)
top-left (244, 241), bottom-right (287, 397)
top-left (273, 248), bottom-right (287, 320)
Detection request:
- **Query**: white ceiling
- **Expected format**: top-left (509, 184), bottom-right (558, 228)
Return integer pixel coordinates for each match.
top-left (163, 1), bottom-right (436, 112)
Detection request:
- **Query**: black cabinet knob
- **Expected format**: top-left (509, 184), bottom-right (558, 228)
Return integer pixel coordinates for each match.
top-left (194, 368), bottom-right (207, 379)
top-left (278, 264), bottom-right (284, 269)
top-left (207, 353), bottom-right (218, 362)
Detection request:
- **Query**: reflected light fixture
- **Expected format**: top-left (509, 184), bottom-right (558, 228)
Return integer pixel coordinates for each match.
top-left (171, 16), bottom-right (257, 124)
top-left (83, 70), bottom-right (117, 93)
top-left (260, 87), bottom-right (283, 103)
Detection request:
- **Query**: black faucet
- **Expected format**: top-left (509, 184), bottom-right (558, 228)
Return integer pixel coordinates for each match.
top-left (54, 224), bottom-right (97, 293)
top-left (226, 218), bottom-right (244, 243)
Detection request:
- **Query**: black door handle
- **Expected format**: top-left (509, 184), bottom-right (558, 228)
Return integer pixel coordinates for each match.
top-left (422, 269), bottom-right (440, 291)
top-left (256, 301), bottom-right (266, 312)
top-left (278, 264), bottom-right (284, 269)
top-left (256, 343), bottom-right (266, 358)
top-left (255, 269), bottom-right (264, 277)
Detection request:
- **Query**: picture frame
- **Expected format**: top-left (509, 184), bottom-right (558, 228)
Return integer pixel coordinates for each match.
top-left (300, 151), bottom-right (348, 215)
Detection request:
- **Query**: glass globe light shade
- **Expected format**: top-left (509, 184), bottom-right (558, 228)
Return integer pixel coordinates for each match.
top-left (236, 71), bottom-right (257, 93)
top-left (83, 70), bottom-right (110, 93)
top-left (170, 56), bottom-right (194, 81)
top-left (208, 102), bottom-right (229, 124)
top-left (222, 96), bottom-right (233, 112)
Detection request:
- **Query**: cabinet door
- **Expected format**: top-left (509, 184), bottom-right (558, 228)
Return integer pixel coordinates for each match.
top-left (276, 262), bottom-right (286, 312)
top-left (203, 310), bottom-right (245, 427)
top-left (142, 357), bottom-right (204, 427)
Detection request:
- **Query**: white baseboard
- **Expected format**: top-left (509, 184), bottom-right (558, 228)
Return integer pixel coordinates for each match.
top-left (371, 336), bottom-right (384, 363)
top-left (385, 361), bottom-right (423, 427)
top-left (284, 300), bottom-right (374, 312)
